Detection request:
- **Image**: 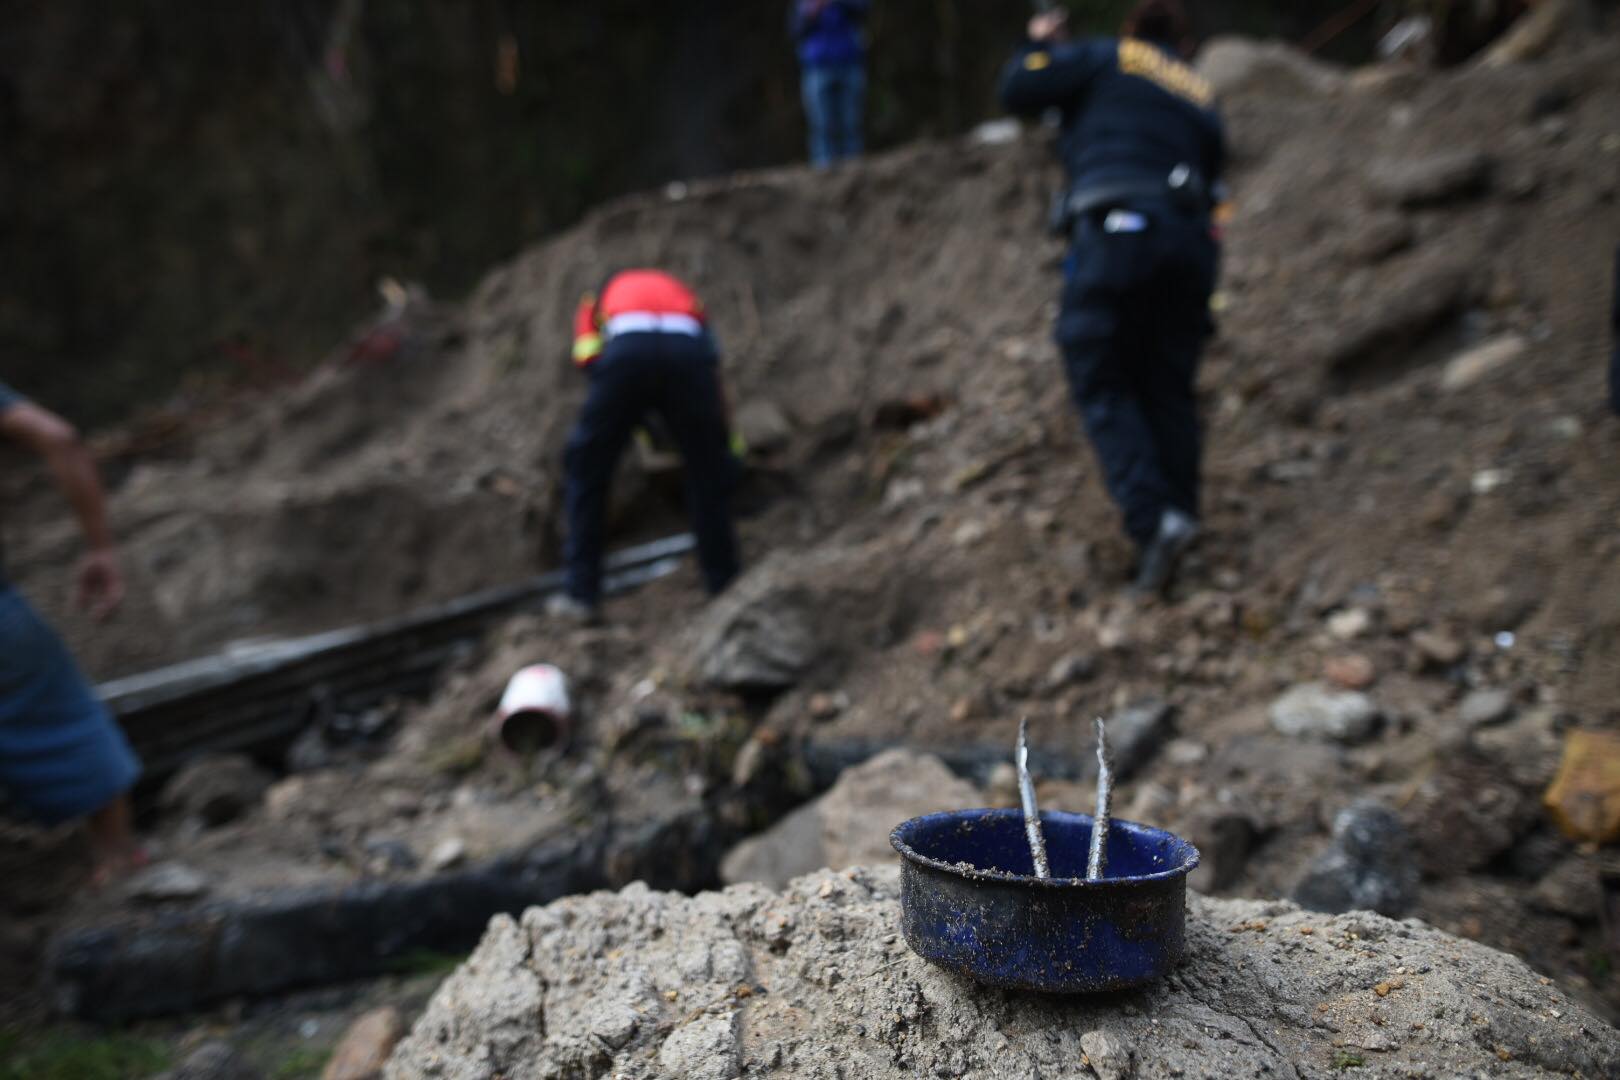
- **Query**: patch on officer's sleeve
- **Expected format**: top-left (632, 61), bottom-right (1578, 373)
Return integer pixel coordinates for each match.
top-left (1023, 51), bottom-right (1051, 71)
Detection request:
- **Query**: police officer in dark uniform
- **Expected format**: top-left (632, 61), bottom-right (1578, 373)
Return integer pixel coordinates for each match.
top-left (1000, 0), bottom-right (1224, 594)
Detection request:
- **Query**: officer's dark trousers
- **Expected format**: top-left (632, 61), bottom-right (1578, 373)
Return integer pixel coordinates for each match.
top-left (1057, 208), bottom-right (1217, 548)
top-left (564, 331), bottom-right (740, 606)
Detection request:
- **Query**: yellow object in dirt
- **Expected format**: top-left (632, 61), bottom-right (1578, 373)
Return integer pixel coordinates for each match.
top-left (1544, 730), bottom-right (1620, 845)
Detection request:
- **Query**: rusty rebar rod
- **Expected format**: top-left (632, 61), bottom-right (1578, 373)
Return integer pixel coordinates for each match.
top-left (1017, 717), bottom-right (1051, 879)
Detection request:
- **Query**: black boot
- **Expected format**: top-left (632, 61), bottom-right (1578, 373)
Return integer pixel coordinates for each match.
top-left (1132, 508), bottom-right (1199, 596)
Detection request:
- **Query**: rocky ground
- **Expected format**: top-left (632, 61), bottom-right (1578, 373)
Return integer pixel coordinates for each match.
top-left (3, 23), bottom-right (1620, 1076)
top-left (385, 864), bottom-right (1620, 1079)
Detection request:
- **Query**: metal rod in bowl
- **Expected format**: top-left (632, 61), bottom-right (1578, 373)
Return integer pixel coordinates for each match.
top-left (1088, 717), bottom-right (1113, 881)
top-left (1017, 716), bottom-right (1051, 879)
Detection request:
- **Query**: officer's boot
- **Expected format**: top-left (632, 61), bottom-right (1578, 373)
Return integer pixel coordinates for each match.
top-left (1132, 508), bottom-right (1200, 597)
top-left (545, 593), bottom-right (602, 626)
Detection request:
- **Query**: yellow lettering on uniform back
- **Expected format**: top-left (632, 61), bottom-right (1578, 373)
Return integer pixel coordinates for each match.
top-left (1117, 38), bottom-right (1213, 108)
top-left (1024, 51), bottom-right (1051, 71)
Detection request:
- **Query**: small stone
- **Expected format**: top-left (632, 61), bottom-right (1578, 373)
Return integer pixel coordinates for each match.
top-left (952, 520), bottom-right (989, 547)
top-left (1269, 683), bottom-right (1381, 744)
top-left (127, 862), bottom-right (211, 903)
top-left (1324, 653), bottom-right (1376, 691)
top-left (428, 837), bottom-right (467, 872)
top-left (734, 400), bottom-right (794, 455)
top-left (1367, 149), bottom-right (1492, 207)
top-left (1327, 608), bottom-right (1373, 640)
top-left (1470, 469), bottom-right (1509, 496)
top-left (808, 692), bottom-right (849, 721)
top-left (1045, 653), bottom-right (1097, 692)
top-left (589, 1003), bottom-right (640, 1051)
top-left (1458, 688), bottom-right (1513, 728)
top-left (1164, 738), bottom-right (1208, 767)
top-left (265, 776), bottom-right (311, 822)
top-left (1108, 700), bottom-right (1174, 779)
top-left (1292, 800), bottom-right (1419, 918)
top-left (1439, 334), bottom-right (1528, 392)
top-left (1530, 858), bottom-right (1602, 921)
top-left (689, 566), bottom-right (819, 691)
top-left (657, 1011), bottom-right (740, 1080)
top-left (1411, 629), bottom-right (1465, 670)
top-left (322, 1006), bottom-right (404, 1080)
top-left (1124, 782), bottom-right (1176, 824)
top-left (1544, 730), bottom-right (1620, 844)
top-left (158, 753), bottom-right (273, 828)
top-left (363, 837), bottom-right (417, 873)
top-left (1080, 1030), bottom-right (1135, 1080)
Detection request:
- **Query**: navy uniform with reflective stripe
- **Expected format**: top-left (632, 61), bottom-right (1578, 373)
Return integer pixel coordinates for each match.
top-left (1001, 35), bottom-right (1225, 549)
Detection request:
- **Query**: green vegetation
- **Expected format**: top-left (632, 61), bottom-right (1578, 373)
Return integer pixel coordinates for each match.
top-left (386, 948), bottom-right (468, 979)
top-left (1331, 1049), bottom-right (1367, 1069)
top-left (0, 1027), bottom-right (171, 1080)
top-left (270, 1044), bottom-right (332, 1080)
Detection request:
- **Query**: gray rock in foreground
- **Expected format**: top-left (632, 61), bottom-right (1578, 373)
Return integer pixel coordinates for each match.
top-left (387, 867), bottom-right (1619, 1080)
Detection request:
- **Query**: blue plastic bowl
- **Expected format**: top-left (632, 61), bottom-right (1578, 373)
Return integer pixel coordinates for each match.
top-left (890, 808), bottom-right (1200, 993)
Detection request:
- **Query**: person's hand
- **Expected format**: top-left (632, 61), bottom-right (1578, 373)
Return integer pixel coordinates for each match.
top-left (76, 546), bottom-right (125, 622)
top-left (1028, 10), bottom-right (1069, 43)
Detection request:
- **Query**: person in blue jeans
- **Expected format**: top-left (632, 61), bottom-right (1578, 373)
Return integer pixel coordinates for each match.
top-left (0, 380), bottom-right (143, 886)
top-left (791, 0), bottom-right (871, 168)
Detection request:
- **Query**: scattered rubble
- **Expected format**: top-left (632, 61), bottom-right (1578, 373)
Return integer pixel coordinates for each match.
top-left (1366, 148), bottom-right (1494, 207)
top-left (721, 749), bottom-right (980, 890)
top-left (323, 1006), bottom-right (405, 1080)
top-left (1545, 730), bottom-right (1620, 844)
top-left (1293, 800), bottom-right (1420, 918)
top-left (1269, 683), bottom-right (1381, 743)
top-left (1459, 686), bottom-right (1515, 727)
top-left (157, 753), bottom-right (274, 828)
top-left (126, 863), bottom-right (211, 904)
top-left (1440, 332), bottom-right (1529, 391)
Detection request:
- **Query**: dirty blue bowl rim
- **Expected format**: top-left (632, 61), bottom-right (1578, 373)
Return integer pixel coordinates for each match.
top-left (890, 807), bottom-right (1200, 889)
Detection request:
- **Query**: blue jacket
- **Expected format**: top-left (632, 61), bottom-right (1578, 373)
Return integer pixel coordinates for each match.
top-left (1000, 35), bottom-right (1224, 199)
top-left (790, 0), bottom-right (870, 68)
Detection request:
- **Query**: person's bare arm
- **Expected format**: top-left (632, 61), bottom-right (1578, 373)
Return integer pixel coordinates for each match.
top-left (0, 401), bottom-right (124, 619)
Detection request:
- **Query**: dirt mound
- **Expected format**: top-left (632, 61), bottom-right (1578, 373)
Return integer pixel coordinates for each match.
top-left (385, 865), bottom-right (1620, 1079)
top-left (6, 30), bottom-right (1620, 1026)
